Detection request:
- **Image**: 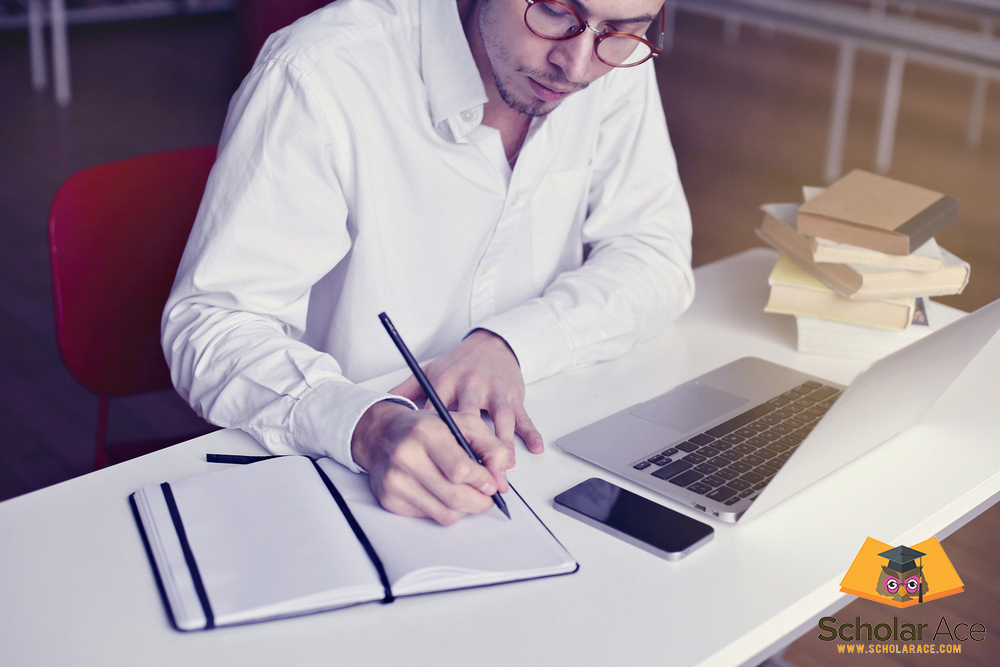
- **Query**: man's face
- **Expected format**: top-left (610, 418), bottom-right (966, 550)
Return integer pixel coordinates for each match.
top-left (478, 0), bottom-right (663, 117)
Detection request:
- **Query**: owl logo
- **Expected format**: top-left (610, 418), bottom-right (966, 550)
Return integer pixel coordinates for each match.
top-left (840, 537), bottom-right (962, 607)
top-left (876, 545), bottom-right (927, 603)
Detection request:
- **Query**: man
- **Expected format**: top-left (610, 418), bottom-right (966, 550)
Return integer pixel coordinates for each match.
top-left (162, 0), bottom-right (694, 525)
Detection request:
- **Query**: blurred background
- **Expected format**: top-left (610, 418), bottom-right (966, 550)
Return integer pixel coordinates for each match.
top-left (0, 2), bottom-right (997, 663)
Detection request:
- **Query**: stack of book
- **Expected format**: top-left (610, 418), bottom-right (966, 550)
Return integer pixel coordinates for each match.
top-left (757, 170), bottom-right (970, 362)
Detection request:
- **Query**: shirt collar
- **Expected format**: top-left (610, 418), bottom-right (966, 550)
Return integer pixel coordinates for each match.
top-left (421, 0), bottom-right (488, 135)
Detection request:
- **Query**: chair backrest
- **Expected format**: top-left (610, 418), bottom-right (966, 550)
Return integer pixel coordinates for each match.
top-left (49, 145), bottom-right (217, 397)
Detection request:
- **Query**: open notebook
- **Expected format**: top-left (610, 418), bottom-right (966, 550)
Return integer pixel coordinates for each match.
top-left (130, 456), bottom-right (577, 631)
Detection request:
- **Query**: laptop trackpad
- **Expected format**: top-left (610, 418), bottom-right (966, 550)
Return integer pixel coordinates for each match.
top-left (630, 383), bottom-right (748, 434)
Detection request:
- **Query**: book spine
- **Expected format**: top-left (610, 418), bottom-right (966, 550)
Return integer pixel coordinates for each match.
top-left (895, 195), bottom-right (958, 253)
top-left (756, 217), bottom-right (863, 295)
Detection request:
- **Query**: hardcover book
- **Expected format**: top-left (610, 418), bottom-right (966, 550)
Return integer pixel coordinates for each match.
top-left (130, 455), bottom-right (577, 631)
top-left (796, 170), bottom-right (958, 255)
top-left (765, 254), bottom-right (916, 330)
top-left (810, 236), bottom-right (944, 271)
top-left (794, 307), bottom-right (933, 363)
top-left (758, 205), bottom-right (969, 299)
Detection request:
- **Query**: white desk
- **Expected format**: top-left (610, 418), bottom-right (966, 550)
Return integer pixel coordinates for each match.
top-left (2, 248), bottom-right (997, 667)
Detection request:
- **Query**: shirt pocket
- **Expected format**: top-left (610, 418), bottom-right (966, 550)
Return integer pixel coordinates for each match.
top-left (528, 164), bottom-right (592, 294)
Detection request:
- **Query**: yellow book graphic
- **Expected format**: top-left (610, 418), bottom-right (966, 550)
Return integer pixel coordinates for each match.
top-left (840, 537), bottom-right (963, 608)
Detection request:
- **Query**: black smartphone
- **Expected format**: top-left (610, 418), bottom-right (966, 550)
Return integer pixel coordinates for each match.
top-left (553, 478), bottom-right (714, 561)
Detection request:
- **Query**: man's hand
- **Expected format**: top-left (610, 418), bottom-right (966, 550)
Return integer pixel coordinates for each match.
top-left (351, 400), bottom-right (510, 525)
top-left (390, 329), bottom-right (545, 467)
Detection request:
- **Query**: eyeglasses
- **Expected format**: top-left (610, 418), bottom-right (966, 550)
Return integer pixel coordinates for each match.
top-left (523, 0), bottom-right (664, 68)
top-left (883, 575), bottom-right (921, 595)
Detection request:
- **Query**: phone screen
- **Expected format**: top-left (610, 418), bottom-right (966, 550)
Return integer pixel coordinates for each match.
top-left (554, 478), bottom-right (713, 560)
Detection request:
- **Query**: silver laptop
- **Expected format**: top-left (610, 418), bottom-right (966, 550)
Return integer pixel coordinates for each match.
top-left (557, 298), bottom-right (1000, 523)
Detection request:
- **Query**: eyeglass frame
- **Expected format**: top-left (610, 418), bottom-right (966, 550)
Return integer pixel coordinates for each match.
top-left (883, 574), bottom-right (922, 595)
top-left (523, 0), bottom-right (665, 68)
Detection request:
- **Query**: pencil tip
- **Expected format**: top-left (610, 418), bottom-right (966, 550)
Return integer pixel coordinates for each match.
top-left (493, 493), bottom-right (510, 519)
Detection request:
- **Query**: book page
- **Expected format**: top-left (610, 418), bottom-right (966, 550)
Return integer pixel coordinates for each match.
top-left (813, 237), bottom-right (944, 271)
top-left (161, 456), bottom-right (384, 626)
top-left (315, 459), bottom-right (576, 597)
top-left (846, 245), bottom-right (970, 296)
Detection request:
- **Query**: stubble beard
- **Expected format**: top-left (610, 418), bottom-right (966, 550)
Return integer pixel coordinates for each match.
top-left (493, 66), bottom-right (588, 117)
top-left (494, 71), bottom-right (550, 117)
top-left (478, 0), bottom-right (586, 117)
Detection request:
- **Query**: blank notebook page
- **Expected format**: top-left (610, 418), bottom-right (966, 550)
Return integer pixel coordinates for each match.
top-left (168, 456), bottom-right (384, 626)
top-left (315, 459), bottom-right (576, 595)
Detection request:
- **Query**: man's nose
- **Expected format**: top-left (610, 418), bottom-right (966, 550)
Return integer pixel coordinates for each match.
top-left (549, 31), bottom-right (596, 84)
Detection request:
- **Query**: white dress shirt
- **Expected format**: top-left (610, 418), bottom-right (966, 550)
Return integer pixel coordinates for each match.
top-left (162, 0), bottom-right (695, 472)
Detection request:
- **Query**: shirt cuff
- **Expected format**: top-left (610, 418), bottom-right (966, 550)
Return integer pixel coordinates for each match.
top-left (475, 301), bottom-right (574, 385)
top-left (289, 380), bottom-right (417, 473)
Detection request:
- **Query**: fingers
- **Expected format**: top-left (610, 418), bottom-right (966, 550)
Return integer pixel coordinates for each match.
top-left (451, 374), bottom-right (540, 465)
top-left (474, 442), bottom-right (512, 492)
top-left (452, 423), bottom-right (510, 494)
top-left (375, 453), bottom-right (493, 526)
top-left (374, 491), bottom-right (457, 525)
top-left (490, 403), bottom-right (518, 469)
top-left (373, 329), bottom-right (544, 525)
top-left (391, 370), bottom-right (542, 460)
top-left (484, 394), bottom-right (544, 463)
top-left (359, 408), bottom-right (508, 525)
top-left (513, 403), bottom-right (545, 454)
top-left (438, 413), bottom-right (510, 493)
top-left (455, 383), bottom-right (512, 468)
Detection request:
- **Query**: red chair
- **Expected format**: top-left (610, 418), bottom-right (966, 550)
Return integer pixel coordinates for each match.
top-left (49, 145), bottom-right (219, 469)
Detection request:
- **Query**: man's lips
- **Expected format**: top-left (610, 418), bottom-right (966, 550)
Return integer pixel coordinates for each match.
top-left (527, 77), bottom-right (573, 103)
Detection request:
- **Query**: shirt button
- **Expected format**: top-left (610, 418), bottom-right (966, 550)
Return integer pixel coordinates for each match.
top-left (461, 110), bottom-right (475, 122)
top-left (510, 195), bottom-right (520, 206)
top-left (481, 263), bottom-right (493, 275)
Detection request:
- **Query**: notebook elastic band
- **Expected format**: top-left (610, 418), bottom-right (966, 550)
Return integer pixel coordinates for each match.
top-left (162, 482), bottom-right (216, 629)
top-left (310, 460), bottom-right (394, 603)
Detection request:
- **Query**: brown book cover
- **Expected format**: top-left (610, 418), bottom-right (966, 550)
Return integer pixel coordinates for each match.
top-left (757, 205), bottom-right (970, 299)
top-left (796, 170), bottom-right (958, 255)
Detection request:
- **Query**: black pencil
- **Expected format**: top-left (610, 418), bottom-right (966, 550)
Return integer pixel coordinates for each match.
top-left (378, 312), bottom-right (511, 520)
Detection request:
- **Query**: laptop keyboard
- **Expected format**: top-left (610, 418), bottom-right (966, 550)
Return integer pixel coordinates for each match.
top-left (632, 381), bottom-right (841, 507)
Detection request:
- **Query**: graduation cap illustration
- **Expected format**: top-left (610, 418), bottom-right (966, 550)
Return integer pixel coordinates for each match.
top-left (840, 537), bottom-right (962, 607)
top-left (878, 545), bottom-right (926, 603)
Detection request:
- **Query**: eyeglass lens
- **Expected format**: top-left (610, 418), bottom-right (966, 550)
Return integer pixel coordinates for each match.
top-left (525, 1), bottom-right (654, 66)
